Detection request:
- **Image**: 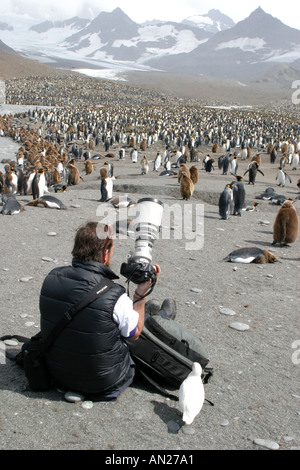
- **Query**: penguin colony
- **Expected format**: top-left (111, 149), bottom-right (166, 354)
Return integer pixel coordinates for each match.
top-left (1, 76), bottom-right (299, 256)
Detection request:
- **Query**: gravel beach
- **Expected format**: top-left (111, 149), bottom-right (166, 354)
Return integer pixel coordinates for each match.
top-left (0, 105), bottom-right (300, 453)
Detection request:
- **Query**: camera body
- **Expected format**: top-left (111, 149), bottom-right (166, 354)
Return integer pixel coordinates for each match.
top-left (120, 260), bottom-right (157, 284)
top-left (120, 198), bottom-right (163, 285)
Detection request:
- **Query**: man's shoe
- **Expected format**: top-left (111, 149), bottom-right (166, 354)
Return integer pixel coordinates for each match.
top-left (145, 299), bottom-right (161, 317)
top-left (158, 298), bottom-right (177, 320)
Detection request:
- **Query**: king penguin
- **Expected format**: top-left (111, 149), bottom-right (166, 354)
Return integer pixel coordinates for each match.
top-left (32, 169), bottom-right (47, 200)
top-left (219, 184), bottom-right (234, 220)
top-left (292, 153), bottom-right (299, 170)
top-left (153, 152), bottom-right (162, 172)
top-left (130, 148), bottom-right (138, 163)
top-left (243, 161), bottom-right (264, 185)
top-left (230, 156), bottom-right (238, 175)
top-left (231, 176), bottom-right (246, 216)
top-left (100, 167), bottom-right (113, 202)
top-left (276, 169), bottom-right (292, 187)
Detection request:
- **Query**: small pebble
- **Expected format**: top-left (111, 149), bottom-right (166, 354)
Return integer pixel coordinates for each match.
top-left (81, 401), bottom-right (93, 410)
top-left (19, 277), bottom-right (33, 282)
top-left (283, 436), bottom-right (294, 442)
top-left (253, 438), bottom-right (279, 450)
top-left (42, 257), bottom-right (54, 262)
top-left (4, 339), bottom-right (18, 346)
top-left (71, 204), bottom-right (81, 208)
top-left (229, 322), bottom-right (250, 331)
top-left (191, 288), bottom-right (202, 293)
top-left (181, 424), bottom-right (195, 435)
top-left (219, 307), bottom-right (236, 316)
top-left (64, 391), bottom-right (85, 403)
top-left (259, 220), bottom-right (270, 225)
top-left (220, 420), bottom-right (229, 426)
top-left (47, 232), bottom-right (57, 236)
top-left (25, 322), bottom-right (35, 327)
top-left (167, 420), bottom-right (180, 433)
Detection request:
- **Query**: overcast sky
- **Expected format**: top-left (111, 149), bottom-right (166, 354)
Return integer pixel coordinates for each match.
top-left (1, 0), bottom-right (299, 30)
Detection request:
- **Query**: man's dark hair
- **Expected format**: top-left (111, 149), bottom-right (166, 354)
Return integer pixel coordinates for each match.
top-left (72, 222), bottom-right (113, 262)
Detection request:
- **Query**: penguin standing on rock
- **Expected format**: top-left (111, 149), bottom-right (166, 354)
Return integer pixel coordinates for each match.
top-left (231, 176), bottom-right (245, 216)
top-left (219, 184), bottom-right (234, 220)
top-left (272, 200), bottom-right (299, 246)
top-left (243, 161), bottom-right (264, 185)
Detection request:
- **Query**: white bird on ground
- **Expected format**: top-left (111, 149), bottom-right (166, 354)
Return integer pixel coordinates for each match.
top-left (179, 362), bottom-right (205, 425)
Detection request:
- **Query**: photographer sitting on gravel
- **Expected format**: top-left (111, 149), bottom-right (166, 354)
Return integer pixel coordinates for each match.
top-left (39, 221), bottom-right (172, 401)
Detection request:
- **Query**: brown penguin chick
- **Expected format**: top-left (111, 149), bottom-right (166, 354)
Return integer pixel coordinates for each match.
top-left (189, 165), bottom-right (199, 184)
top-left (84, 160), bottom-right (94, 175)
top-left (272, 200), bottom-right (299, 246)
top-left (212, 143), bottom-right (218, 153)
top-left (251, 154), bottom-right (261, 167)
top-left (180, 173), bottom-right (194, 200)
top-left (140, 139), bottom-right (147, 151)
top-left (100, 167), bottom-right (108, 179)
top-left (260, 249), bottom-right (278, 264)
top-left (178, 164), bottom-right (190, 182)
top-left (68, 164), bottom-right (83, 185)
top-left (52, 168), bottom-right (61, 183)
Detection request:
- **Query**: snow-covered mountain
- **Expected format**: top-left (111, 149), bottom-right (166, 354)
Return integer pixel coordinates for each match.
top-left (0, 7), bottom-right (299, 82)
top-left (181, 9), bottom-right (235, 34)
top-left (147, 7), bottom-right (300, 80)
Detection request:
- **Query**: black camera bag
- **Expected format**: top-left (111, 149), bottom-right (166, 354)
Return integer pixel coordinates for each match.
top-left (127, 315), bottom-right (213, 400)
top-left (20, 332), bottom-right (52, 391)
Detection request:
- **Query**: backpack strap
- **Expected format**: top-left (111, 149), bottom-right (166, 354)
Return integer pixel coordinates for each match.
top-left (136, 367), bottom-right (179, 400)
top-left (1, 278), bottom-right (115, 360)
top-left (40, 278), bottom-right (114, 353)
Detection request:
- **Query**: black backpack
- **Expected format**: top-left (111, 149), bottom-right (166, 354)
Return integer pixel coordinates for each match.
top-left (127, 315), bottom-right (214, 401)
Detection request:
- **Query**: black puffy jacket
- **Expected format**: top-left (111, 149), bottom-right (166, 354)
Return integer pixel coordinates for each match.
top-left (40, 258), bottom-right (132, 395)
